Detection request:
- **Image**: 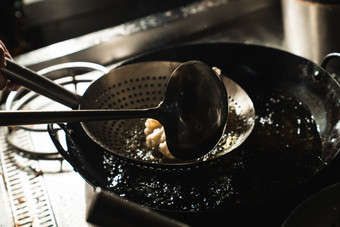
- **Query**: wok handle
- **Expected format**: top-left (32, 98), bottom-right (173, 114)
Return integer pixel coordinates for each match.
top-left (0, 58), bottom-right (81, 108)
top-left (321, 53), bottom-right (340, 69)
top-left (87, 187), bottom-right (189, 227)
top-left (0, 108), bottom-right (159, 126)
top-left (321, 53), bottom-right (340, 81)
top-left (47, 123), bottom-right (81, 172)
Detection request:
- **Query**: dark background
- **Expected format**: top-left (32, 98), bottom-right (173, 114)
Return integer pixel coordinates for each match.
top-left (0, 0), bottom-right (197, 56)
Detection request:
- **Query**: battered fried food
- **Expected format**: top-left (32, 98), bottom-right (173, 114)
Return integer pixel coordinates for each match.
top-left (144, 118), bottom-right (175, 159)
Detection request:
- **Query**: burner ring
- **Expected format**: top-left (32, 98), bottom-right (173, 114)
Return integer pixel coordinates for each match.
top-left (5, 62), bottom-right (108, 160)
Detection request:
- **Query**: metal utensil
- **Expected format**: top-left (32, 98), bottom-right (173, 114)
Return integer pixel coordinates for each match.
top-left (0, 60), bottom-right (228, 160)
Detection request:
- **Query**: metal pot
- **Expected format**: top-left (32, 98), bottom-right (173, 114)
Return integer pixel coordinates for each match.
top-left (282, 0), bottom-right (340, 64)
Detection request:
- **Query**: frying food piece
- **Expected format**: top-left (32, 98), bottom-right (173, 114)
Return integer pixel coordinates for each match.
top-left (212, 66), bottom-right (221, 76)
top-left (144, 118), bottom-right (175, 159)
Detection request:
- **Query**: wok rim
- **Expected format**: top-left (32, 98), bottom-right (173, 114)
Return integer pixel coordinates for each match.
top-left (78, 60), bottom-right (254, 167)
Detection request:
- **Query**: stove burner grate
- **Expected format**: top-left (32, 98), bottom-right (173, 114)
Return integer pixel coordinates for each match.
top-left (0, 127), bottom-right (57, 227)
top-left (4, 62), bottom-right (108, 160)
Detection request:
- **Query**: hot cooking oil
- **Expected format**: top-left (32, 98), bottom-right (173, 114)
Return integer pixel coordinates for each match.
top-left (119, 88), bottom-right (322, 166)
top-left (251, 89), bottom-right (322, 162)
top-left (103, 88), bottom-right (323, 211)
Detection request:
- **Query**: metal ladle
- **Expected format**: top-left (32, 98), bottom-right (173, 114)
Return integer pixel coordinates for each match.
top-left (0, 60), bottom-right (228, 160)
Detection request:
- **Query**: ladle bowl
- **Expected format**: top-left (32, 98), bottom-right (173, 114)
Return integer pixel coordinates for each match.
top-left (156, 61), bottom-right (229, 159)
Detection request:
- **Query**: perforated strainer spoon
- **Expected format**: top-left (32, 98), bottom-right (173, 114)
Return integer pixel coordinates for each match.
top-left (0, 60), bottom-right (228, 160)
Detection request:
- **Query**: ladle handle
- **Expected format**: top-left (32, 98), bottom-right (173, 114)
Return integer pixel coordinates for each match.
top-left (0, 108), bottom-right (159, 126)
top-left (0, 58), bottom-right (81, 108)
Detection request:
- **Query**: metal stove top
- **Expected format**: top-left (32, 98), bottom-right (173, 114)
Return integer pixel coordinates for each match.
top-left (0, 126), bottom-right (87, 227)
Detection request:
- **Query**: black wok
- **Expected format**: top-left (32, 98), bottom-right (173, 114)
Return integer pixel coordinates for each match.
top-left (48, 42), bottom-right (340, 220)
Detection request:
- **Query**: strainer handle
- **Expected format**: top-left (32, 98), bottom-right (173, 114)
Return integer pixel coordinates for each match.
top-left (0, 58), bottom-right (81, 108)
top-left (0, 108), bottom-right (159, 126)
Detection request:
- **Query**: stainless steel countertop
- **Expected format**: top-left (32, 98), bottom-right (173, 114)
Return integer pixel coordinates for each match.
top-left (15, 0), bottom-right (282, 70)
